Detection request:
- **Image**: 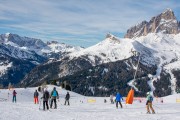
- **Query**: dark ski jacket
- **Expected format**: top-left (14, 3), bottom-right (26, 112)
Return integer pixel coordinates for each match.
top-left (13, 91), bottom-right (17, 96)
top-left (42, 91), bottom-right (50, 101)
top-left (34, 91), bottom-right (39, 98)
top-left (65, 93), bottom-right (70, 100)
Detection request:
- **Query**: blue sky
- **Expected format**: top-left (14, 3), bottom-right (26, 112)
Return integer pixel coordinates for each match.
top-left (0, 0), bottom-right (180, 47)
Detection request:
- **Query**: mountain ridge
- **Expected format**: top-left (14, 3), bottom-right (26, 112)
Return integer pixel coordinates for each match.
top-left (124, 8), bottom-right (180, 38)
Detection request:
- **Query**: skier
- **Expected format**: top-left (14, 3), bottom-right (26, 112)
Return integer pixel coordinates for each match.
top-left (110, 94), bottom-right (114, 104)
top-left (41, 89), bottom-right (50, 110)
top-left (64, 92), bottom-right (70, 105)
top-left (34, 90), bottom-right (39, 104)
top-left (104, 99), bottom-right (107, 103)
top-left (50, 87), bottom-right (59, 109)
top-left (146, 92), bottom-right (155, 114)
top-left (115, 92), bottom-right (123, 108)
top-left (12, 90), bottom-right (17, 103)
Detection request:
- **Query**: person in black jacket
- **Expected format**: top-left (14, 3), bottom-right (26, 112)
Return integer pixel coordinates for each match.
top-left (34, 90), bottom-right (39, 104)
top-left (42, 90), bottom-right (50, 110)
top-left (64, 92), bottom-right (70, 105)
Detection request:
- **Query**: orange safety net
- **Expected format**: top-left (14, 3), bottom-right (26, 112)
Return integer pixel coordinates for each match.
top-left (126, 89), bottom-right (134, 104)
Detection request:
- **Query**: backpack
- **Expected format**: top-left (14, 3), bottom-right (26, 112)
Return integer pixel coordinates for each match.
top-left (149, 96), bottom-right (153, 102)
top-left (52, 90), bottom-right (57, 97)
top-left (44, 91), bottom-right (49, 99)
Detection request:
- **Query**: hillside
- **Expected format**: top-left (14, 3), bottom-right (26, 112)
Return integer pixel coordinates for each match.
top-left (0, 33), bottom-right (82, 87)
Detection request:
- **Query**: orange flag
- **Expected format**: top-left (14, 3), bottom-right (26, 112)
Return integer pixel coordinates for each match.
top-left (126, 89), bottom-right (134, 104)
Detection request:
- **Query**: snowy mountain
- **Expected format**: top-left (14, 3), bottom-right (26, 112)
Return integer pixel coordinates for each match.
top-left (124, 8), bottom-right (180, 38)
top-left (21, 9), bottom-right (180, 97)
top-left (69, 33), bottom-right (156, 66)
top-left (45, 41), bottom-right (83, 59)
top-left (0, 33), bottom-right (83, 59)
top-left (21, 33), bottom-right (158, 96)
top-left (0, 33), bottom-right (82, 87)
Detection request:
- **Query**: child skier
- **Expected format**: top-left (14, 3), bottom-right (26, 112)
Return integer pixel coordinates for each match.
top-left (50, 87), bottom-right (59, 109)
top-left (146, 92), bottom-right (155, 114)
top-left (115, 92), bottom-right (123, 108)
top-left (64, 92), bottom-right (70, 105)
top-left (34, 90), bottom-right (39, 104)
top-left (12, 90), bottom-right (17, 103)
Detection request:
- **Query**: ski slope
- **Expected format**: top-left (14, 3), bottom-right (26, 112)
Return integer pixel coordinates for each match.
top-left (0, 85), bottom-right (180, 120)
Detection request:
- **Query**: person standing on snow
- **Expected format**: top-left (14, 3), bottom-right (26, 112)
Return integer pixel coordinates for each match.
top-left (12, 90), bottom-right (17, 103)
top-left (50, 87), bottom-right (59, 109)
top-left (115, 92), bottom-right (123, 108)
top-left (34, 90), bottom-right (39, 104)
top-left (41, 90), bottom-right (50, 110)
top-left (64, 92), bottom-right (70, 105)
top-left (146, 92), bottom-right (155, 114)
top-left (110, 94), bottom-right (114, 104)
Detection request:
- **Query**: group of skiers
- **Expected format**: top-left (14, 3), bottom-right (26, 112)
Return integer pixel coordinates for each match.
top-left (36, 87), bottom-right (70, 110)
top-left (11, 87), bottom-right (155, 113)
top-left (110, 91), bottom-right (155, 114)
top-left (11, 87), bottom-right (70, 111)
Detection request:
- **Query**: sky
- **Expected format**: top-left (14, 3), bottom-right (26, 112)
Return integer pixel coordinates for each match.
top-left (0, 0), bottom-right (180, 47)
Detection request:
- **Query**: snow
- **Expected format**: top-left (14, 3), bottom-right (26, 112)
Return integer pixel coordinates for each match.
top-left (0, 33), bottom-right (83, 62)
top-left (163, 8), bottom-right (173, 14)
top-left (102, 68), bottom-right (108, 75)
top-left (67, 33), bottom-right (180, 94)
top-left (0, 85), bottom-right (180, 120)
top-left (134, 33), bottom-right (180, 93)
top-left (0, 62), bottom-right (12, 76)
top-left (48, 43), bottom-right (83, 54)
top-left (69, 36), bottom-right (136, 65)
top-left (163, 61), bottom-right (180, 94)
top-left (127, 80), bottom-right (139, 91)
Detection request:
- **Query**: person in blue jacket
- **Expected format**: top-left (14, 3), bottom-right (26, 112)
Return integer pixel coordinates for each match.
top-left (50, 87), bottom-right (59, 109)
top-left (116, 92), bottom-right (123, 108)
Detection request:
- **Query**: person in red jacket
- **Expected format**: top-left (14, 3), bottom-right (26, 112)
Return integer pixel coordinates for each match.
top-left (34, 90), bottom-right (39, 104)
top-left (12, 90), bottom-right (17, 103)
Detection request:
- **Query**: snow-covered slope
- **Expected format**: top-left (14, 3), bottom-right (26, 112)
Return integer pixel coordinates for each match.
top-left (48, 42), bottom-right (83, 54)
top-left (133, 33), bottom-right (180, 94)
top-left (69, 34), bottom-right (156, 66)
top-left (0, 62), bottom-right (12, 77)
top-left (0, 86), bottom-right (180, 120)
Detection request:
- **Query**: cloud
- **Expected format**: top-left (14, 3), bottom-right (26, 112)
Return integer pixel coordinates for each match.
top-left (0, 0), bottom-right (180, 47)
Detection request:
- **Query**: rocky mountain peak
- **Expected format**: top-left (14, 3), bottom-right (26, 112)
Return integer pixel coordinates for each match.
top-left (105, 33), bottom-right (119, 42)
top-left (124, 9), bottom-right (179, 38)
top-left (161, 8), bottom-right (175, 20)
